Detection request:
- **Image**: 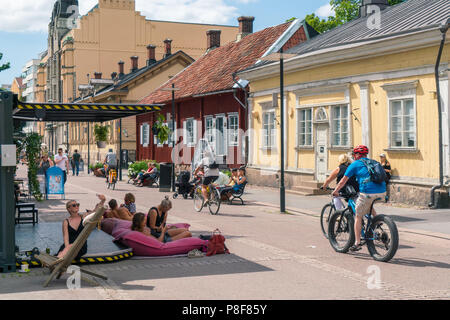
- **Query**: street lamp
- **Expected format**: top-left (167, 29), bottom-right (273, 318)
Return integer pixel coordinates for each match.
top-left (260, 49), bottom-right (296, 213)
top-left (161, 83), bottom-right (180, 192)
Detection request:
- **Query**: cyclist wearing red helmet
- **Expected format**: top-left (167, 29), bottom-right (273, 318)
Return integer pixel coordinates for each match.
top-left (333, 145), bottom-right (386, 251)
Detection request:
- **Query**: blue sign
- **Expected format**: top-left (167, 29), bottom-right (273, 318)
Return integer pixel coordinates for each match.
top-left (46, 166), bottom-right (65, 199)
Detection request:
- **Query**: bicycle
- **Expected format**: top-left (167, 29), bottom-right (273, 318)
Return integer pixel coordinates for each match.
top-left (320, 186), bottom-right (356, 239)
top-left (193, 184), bottom-right (221, 215)
top-left (106, 166), bottom-right (117, 190)
top-left (327, 189), bottom-right (399, 262)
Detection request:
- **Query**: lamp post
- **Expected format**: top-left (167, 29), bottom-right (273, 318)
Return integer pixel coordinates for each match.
top-left (161, 83), bottom-right (180, 192)
top-left (260, 49), bottom-right (295, 213)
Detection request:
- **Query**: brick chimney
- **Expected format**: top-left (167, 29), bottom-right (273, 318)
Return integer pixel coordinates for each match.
top-left (147, 44), bottom-right (157, 66)
top-left (118, 60), bottom-right (125, 78)
top-left (130, 56), bottom-right (139, 72)
top-left (94, 72), bottom-right (102, 79)
top-left (206, 30), bottom-right (221, 51)
top-left (237, 16), bottom-right (255, 41)
top-left (164, 39), bottom-right (172, 58)
top-left (359, 0), bottom-right (389, 17)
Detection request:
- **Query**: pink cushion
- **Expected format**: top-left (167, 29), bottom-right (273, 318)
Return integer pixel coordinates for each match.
top-left (120, 231), bottom-right (207, 257)
top-left (104, 218), bottom-right (203, 257)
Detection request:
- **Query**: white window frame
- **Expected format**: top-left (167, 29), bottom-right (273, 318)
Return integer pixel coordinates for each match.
top-left (383, 80), bottom-right (418, 150)
top-left (261, 110), bottom-right (277, 150)
top-left (228, 113), bottom-right (239, 147)
top-left (330, 104), bottom-right (350, 148)
top-left (183, 118), bottom-right (197, 147)
top-left (297, 108), bottom-right (313, 147)
top-left (214, 114), bottom-right (227, 156)
top-left (388, 98), bottom-right (417, 149)
top-left (205, 116), bottom-right (215, 148)
top-left (141, 123), bottom-right (150, 147)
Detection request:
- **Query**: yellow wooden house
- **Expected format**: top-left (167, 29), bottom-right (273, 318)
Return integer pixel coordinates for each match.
top-left (238, 0), bottom-right (449, 207)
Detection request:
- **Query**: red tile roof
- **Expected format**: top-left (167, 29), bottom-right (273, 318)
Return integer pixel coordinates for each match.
top-left (140, 22), bottom-right (292, 105)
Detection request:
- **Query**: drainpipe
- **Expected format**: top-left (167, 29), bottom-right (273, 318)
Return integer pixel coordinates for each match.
top-left (232, 72), bottom-right (248, 165)
top-left (429, 19), bottom-right (449, 209)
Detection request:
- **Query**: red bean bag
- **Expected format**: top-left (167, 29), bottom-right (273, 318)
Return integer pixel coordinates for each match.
top-left (101, 218), bottom-right (207, 257)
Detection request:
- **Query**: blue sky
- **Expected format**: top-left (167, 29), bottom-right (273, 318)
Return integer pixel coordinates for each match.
top-left (0, 0), bottom-right (332, 85)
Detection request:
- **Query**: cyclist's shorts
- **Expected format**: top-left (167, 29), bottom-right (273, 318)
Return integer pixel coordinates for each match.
top-left (202, 176), bottom-right (218, 186)
top-left (355, 192), bottom-right (386, 217)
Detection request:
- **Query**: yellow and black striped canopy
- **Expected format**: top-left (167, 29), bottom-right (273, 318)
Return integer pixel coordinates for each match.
top-left (13, 101), bottom-right (164, 122)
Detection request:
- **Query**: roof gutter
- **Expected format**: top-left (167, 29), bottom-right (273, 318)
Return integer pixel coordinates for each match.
top-left (429, 18), bottom-right (449, 209)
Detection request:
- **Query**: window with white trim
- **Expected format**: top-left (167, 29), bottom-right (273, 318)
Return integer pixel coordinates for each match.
top-left (205, 116), bottom-right (214, 146)
top-left (262, 111), bottom-right (276, 149)
top-left (298, 108), bottom-right (312, 146)
top-left (183, 118), bottom-right (196, 147)
top-left (141, 123), bottom-right (150, 146)
top-left (228, 114), bottom-right (239, 146)
top-left (331, 105), bottom-right (349, 147)
top-left (168, 121), bottom-right (177, 146)
top-left (390, 98), bottom-right (416, 148)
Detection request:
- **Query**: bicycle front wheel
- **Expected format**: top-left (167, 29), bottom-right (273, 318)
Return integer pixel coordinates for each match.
top-left (366, 215), bottom-right (399, 262)
top-left (208, 188), bottom-right (221, 215)
top-left (328, 210), bottom-right (355, 253)
top-left (320, 203), bottom-right (335, 239)
top-left (193, 187), bottom-right (204, 212)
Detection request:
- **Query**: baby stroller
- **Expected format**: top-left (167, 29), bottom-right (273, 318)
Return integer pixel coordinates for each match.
top-left (173, 171), bottom-right (196, 199)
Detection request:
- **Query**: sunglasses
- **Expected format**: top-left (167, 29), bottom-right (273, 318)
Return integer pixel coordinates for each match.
top-left (70, 203), bottom-right (80, 208)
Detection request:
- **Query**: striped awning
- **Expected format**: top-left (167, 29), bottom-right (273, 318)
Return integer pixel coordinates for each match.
top-left (13, 101), bottom-right (164, 122)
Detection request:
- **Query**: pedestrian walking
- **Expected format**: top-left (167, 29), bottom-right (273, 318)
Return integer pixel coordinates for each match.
top-left (71, 149), bottom-right (82, 176)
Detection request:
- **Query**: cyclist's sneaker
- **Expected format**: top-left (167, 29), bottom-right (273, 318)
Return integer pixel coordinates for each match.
top-left (349, 244), bottom-right (362, 252)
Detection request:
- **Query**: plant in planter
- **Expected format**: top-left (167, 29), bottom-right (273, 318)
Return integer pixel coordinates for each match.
top-left (94, 124), bottom-right (110, 148)
top-left (152, 114), bottom-right (171, 143)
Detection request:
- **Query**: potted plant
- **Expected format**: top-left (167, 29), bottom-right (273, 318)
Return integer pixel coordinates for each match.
top-left (152, 114), bottom-right (171, 143)
top-left (94, 124), bottom-right (110, 148)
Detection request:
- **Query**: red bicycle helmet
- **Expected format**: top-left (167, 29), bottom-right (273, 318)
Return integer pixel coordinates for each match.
top-left (353, 145), bottom-right (369, 155)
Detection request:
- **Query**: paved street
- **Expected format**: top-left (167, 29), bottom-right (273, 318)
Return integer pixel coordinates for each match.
top-left (1, 166), bottom-right (449, 300)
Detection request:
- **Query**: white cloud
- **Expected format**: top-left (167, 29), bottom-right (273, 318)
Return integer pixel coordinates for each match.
top-left (0, 0), bottom-right (242, 33)
top-left (315, 3), bottom-right (335, 18)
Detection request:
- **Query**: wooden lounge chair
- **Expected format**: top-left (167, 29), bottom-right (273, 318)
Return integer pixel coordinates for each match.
top-left (36, 206), bottom-right (108, 287)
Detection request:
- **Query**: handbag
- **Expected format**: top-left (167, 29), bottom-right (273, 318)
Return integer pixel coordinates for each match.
top-left (206, 229), bottom-right (230, 256)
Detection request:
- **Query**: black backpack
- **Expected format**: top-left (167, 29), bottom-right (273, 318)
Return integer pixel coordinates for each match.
top-left (360, 158), bottom-right (387, 184)
top-left (208, 161), bottom-right (219, 169)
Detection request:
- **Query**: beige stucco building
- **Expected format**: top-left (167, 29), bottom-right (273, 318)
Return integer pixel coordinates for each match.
top-left (37, 0), bottom-right (240, 162)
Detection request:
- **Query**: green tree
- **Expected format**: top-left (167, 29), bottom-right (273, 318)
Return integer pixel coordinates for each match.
top-left (305, 0), bottom-right (405, 34)
top-left (0, 52), bottom-right (10, 73)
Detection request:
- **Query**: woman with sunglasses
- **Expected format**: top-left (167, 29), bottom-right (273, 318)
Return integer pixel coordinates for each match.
top-left (56, 194), bottom-right (106, 259)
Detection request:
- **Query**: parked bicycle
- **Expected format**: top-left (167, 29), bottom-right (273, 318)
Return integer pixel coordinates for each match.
top-left (327, 187), bottom-right (399, 262)
top-left (193, 184), bottom-right (221, 215)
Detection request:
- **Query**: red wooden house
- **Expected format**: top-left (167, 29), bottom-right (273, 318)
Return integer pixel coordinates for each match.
top-left (137, 17), bottom-right (318, 168)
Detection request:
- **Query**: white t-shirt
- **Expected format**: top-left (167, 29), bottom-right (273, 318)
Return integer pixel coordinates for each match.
top-left (201, 157), bottom-right (219, 177)
top-left (55, 154), bottom-right (68, 171)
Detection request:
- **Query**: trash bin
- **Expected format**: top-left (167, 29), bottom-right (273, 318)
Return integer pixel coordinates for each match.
top-left (159, 163), bottom-right (173, 192)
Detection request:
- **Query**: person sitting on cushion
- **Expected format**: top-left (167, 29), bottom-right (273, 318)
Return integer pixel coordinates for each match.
top-left (131, 213), bottom-right (168, 243)
top-left (57, 194), bottom-right (106, 259)
top-left (146, 196), bottom-right (192, 243)
top-left (121, 193), bottom-right (136, 214)
top-left (105, 199), bottom-right (133, 221)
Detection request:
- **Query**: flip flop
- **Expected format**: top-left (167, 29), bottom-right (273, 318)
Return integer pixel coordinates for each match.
top-left (349, 244), bottom-right (363, 252)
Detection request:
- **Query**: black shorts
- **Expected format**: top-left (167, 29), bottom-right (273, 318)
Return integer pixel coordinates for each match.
top-left (202, 176), bottom-right (218, 186)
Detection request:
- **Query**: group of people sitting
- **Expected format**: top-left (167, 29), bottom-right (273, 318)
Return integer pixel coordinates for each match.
top-left (131, 162), bottom-right (158, 187)
top-left (57, 192), bottom-right (191, 259)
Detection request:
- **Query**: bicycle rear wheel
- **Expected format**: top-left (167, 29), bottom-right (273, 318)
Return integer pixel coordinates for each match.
top-left (366, 215), bottom-right (399, 262)
top-left (193, 187), bottom-right (204, 212)
top-left (208, 188), bottom-right (221, 215)
top-left (328, 210), bottom-right (355, 253)
top-left (320, 203), bottom-right (335, 239)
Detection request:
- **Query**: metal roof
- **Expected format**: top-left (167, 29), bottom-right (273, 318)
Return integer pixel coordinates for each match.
top-left (286, 0), bottom-right (449, 56)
